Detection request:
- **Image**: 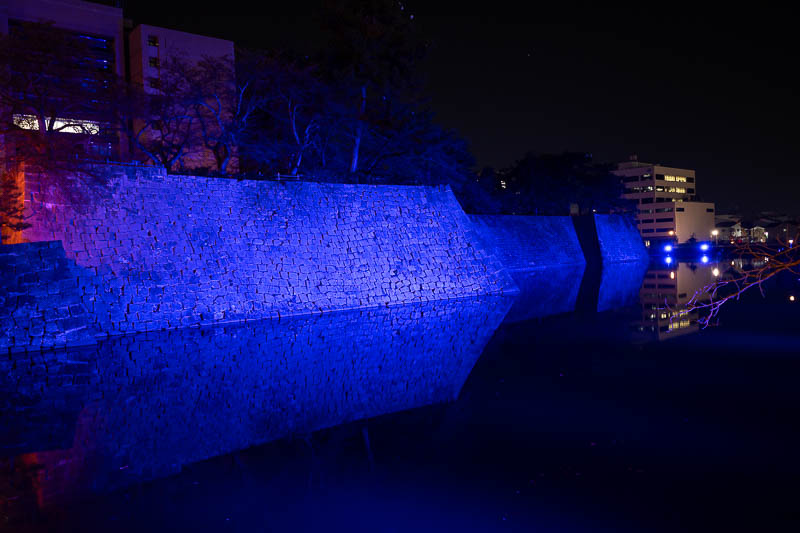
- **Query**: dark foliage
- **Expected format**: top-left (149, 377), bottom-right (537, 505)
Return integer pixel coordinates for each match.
top-left (493, 152), bottom-right (632, 215)
top-left (1, 7), bottom-right (631, 224)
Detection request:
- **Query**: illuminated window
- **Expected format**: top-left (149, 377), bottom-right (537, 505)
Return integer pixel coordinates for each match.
top-left (148, 35), bottom-right (159, 47)
top-left (149, 56), bottom-right (159, 67)
top-left (13, 114), bottom-right (99, 134)
top-left (663, 175), bottom-right (688, 183)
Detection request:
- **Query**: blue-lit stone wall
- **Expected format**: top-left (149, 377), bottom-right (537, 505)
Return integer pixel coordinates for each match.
top-left (468, 215), bottom-right (586, 271)
top-left (0, 296), bottom-right (512, 507)
top-left (14, 166), bottom-right (516, 342)
top-left (0, 241), bottom-right (96, 352)
top-left (593, 214), bottom-right (649, 263)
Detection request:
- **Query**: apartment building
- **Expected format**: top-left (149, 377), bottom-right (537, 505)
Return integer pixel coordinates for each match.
top-left (1, 0), bottom-right (125, 158)
top-left (1, 0), bottom-right (235, 170)
top-left (614, 156), bottom-right (715, 246)
top-left (1, 0), bottom-right (125, 75)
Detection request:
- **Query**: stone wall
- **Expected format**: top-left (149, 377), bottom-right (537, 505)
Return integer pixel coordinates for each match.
top-left (468, 215), bottom-right (585, 271)
top-left (594, 214), bottom-right (649, 262)
top-left (13, 165), bottom-right (516, 342)
top-left (0, 242), bottom-right (96, 352)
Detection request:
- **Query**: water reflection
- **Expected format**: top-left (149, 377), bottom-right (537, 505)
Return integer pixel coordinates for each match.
top-left (503, 265), bottom-right (585, 324)
top-left (1, 297), bottom-right (512, 511)
top-left (1, 256), bottom-right (751, 520)
top-left (633, 262), bottom-right (716, 342)
top-left (597, 261), bottom-right (649, 312)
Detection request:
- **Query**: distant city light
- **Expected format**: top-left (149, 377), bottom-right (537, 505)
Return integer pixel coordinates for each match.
top-left (711, 230), bottom-right (719, 236)
top-left (712, 267), bottom-right (720, 277)
top-left (668, 230), bottom-right (675, 236)
top-left (790, 240), bottom-right (795, 246)
top-left (790, 295), bottom-right (796, 302)
top-left (669, 271), bottom-right (675, 279)
top-left (701, 255), bottom-right (709, 264)
top-left (664, 244), bottom-right (673, 252)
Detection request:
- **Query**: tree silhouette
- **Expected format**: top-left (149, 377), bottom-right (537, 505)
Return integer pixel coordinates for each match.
top-left (672, 239), bottom-right (800, 327)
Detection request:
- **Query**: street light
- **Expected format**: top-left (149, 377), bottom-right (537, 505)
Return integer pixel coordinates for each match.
top-left (711, 229), bottom-right (719, 246)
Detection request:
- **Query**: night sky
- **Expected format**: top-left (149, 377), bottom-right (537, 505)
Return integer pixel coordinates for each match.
top-left (124, 2), bottom-right (799, 215)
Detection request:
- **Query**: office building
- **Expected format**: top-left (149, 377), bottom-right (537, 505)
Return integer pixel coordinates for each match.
top-left (614, 156), bottom-right (716, 246)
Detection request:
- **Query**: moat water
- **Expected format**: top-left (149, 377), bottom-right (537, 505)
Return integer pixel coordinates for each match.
top-left (2, 257), bottom-right (799, 532)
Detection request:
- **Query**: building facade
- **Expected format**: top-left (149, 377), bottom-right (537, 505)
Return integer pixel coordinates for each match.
top-left (1, 0), bottom-right (125, 76)
top-left (1, 0), bottom-right (126, 158)
top-left (128, 24), bottom-right (236, 171)
top-left (614, 157), bottom-right (715, 246)
top-left (1, 0), bottom-right (235, 171)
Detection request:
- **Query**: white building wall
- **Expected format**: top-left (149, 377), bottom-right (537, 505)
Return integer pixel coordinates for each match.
top-left (674, 202), bottom-right (715, 243)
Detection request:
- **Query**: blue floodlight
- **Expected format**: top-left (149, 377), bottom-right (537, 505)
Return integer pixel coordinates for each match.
top-left (699, 243), bottom-right (710, 251)
top-left (701, 255), bottom-right (709, 264)
top-left (664, 244), bottom-right (673, 253)
top-left (665, 256), bottom-right (673, 265)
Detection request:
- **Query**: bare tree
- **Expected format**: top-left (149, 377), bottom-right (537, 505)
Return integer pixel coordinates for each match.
top-left (191, 51), bottom-right (271, 174)
top-left (319, 0), bottom-right (425, 179)
top-left (262, 57), bottom-right (325, 176)
top-left (127, 56), bottom-right (200, 171)
top-left (670, 237), bottom-right (800, 327)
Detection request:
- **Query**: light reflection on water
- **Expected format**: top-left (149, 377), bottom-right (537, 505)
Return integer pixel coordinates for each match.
top-left (0, 297), bottom-right (513, 510)
top-left (0, 258), bottom-right (745, 519)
